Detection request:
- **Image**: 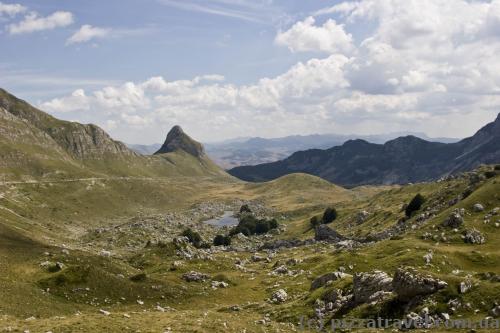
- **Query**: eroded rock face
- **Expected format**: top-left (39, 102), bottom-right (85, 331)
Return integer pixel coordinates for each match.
top-left (353, 270), bottom-right (393, 304)
top-left (310, 272), bottom-right (349, 291)
top-left (392, 267), bottom-right (447, 301)
top-left (314, 225), bottom-right (346, 242)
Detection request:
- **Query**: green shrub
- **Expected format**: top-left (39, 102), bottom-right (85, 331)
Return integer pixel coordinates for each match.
top-left (129, 273), bottom-right (147, 282)
top-left (181, 228), bottom-right (202, 247)
top-left (213, 234), bottom-right (231, 246)
top-left (239, 204), bottom-right (252, 214)
top-left (310, 216), bottom-right (320, 228)
top-left (405, 193), bottom-right (425, 217)
top-left (322, 207), bottom-right (337, 224)
top-left (484, 170), bottom-right (496, 178)
top-left (230, 214), bottom-right (277, 237)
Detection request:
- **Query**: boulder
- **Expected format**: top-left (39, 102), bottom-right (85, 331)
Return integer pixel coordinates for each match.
top-left (310, 272), bottom-right (349, 291)
top-left (472, 203), bottom-right (484, 212)
top-left (356, 211), bottom-right (370, 224)
top-left (353, 270), bottom-right (393, 304)
top-left (271, 289), bottom-right (288, 304)
top-left (211, 281), bottom-right (229, 289)
top-left (314, 225), bottom-right (346, 242)
top-left (392, 267), bottom-right (448, 301)
top-left (442, 210), bottom-right (464, 228)
top-left (182, 271), bottom-right (210, 282)
top-left (490, 305), bottom-right (500, 317)
top-left (462, 228), bottom-right (485, 244)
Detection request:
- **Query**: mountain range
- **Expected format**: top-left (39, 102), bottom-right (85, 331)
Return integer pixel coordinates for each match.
top-left (228, 114), bottom-right (500, 187)
top-left (128, 132), bottom-right (460, 169)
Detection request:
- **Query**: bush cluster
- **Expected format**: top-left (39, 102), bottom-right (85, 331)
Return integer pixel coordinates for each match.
top-left (181, 228), bottom-right (210, 248)
top-left (310, 207), bottom-right (338, 227)
top-left (405, 193), bottom-right (425, 217)
top-left (230, 214), bottom-right (278, 236)
top-left (213, 234), bottom-right (231, 246)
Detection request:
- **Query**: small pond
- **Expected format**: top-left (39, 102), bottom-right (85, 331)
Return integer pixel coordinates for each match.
top-left (204, 211), bottom-right (239, 227)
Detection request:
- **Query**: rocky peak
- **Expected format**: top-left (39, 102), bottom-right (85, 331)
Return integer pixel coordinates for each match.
top-left (154, 125), bottom-right (205, 157)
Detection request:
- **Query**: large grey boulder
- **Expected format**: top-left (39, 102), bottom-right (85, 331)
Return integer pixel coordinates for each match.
top-left (314, 225), bottom-right (346, 242)
top-left (462, 228), bottom-right (485, 244)
top-left (392, 267), bottom-right (448, 301)
top-left (472, 203), bottom-right (484, 212)
top-left (353, 270), bottom-right (393, 304)
top-left (310, 272), bottom-right (349, 291)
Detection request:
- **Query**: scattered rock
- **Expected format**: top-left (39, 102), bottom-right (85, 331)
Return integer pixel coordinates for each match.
top-left (392, 267), bottom-right (448, 301)
top-left (423, 251), bottom-right (433, 265)
top-left (99, 309), bottom-right (111, 316)
top-left (490, 305), bottom-right (500, 317)
top-left (271, 289), bottom-right (288, 304)
top-left (99, 250), bottom-right (111, 257)
top-left (356, 211), bottom-right (370, 224)
top-left (170, 260), bottom-right (183, 271)
top-left (459, 279), bottom-right (473, 294)
top-left (182, 271), bottom-right (210, 282)
top-left (211, 281), bottom-right (229, 289)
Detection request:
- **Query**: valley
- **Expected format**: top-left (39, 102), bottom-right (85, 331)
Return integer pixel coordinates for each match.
top-left (0, 89), bottom-right (499, 333)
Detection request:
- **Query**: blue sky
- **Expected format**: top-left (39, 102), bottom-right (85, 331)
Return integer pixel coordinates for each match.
top-left (1, 0), bottom-right (500, 144)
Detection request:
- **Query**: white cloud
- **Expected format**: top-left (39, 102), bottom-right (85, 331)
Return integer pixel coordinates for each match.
top-left (275, 16), bottom-right (354, 54)
top-left (66, 25), bottom-right (110, 45)
top-left (0, 2), bottom-right (26, 17)
top-left (8, 11), bottom-right (73, 34)
top-left (39, 0), bottom-right (500, 142)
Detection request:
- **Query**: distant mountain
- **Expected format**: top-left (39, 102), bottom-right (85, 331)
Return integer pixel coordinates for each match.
top-left (127, 132), bottom-right (459, 168)
top-left (127, 143), bottom-right (161, 155)
top-left (155, 125), bottom-right (205, 157)
top-left (228, 114), bottom-right (500, 187)
top-left (0, 88), bottom-right (226, 180)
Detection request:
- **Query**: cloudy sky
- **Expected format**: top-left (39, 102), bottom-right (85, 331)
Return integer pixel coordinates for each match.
top-left (1, 0), bottom-right (500, 144)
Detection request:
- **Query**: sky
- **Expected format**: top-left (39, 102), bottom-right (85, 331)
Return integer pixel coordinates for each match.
top-left (1, 0), bottom-right (500, 144)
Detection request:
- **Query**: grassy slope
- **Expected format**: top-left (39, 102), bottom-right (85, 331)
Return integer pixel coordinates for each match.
top-left (1, 141), bottom-right (499, 333)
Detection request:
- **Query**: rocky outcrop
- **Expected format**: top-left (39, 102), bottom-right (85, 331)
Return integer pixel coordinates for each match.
top-left (155, 125), bottom-right (205, 157)
top-left (310, 272), bottom-right (349, 291)
top-left (392, 267), bottom-right (448, 301)
top-left (314, 225), bottom-right (346, 242)
top-left (0, 88), bottom-right (136, 160)
top-left (271, 289), bottom-right (288, 304)
top-left (353, 270), bottom-right (393, 304)
top-left (462, 228), bottom-right (486, 244)
top-left (182, 271), bottom-right (210, 282)
top-left (442, 209), bottom-right (464, 228)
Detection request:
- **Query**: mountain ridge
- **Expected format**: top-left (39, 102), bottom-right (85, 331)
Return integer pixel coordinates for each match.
top-left (228, 114), bottom-right (500, 187)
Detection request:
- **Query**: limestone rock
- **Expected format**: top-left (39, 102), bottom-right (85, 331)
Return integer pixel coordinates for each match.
top-left (392, 267), bottom-right (448, 301)
top-left (310, 272), bottom-right (349, 291)
top-left (353, 270), bottom-right (393, 304)
top-left (271, 289), bottom-right (288, 304)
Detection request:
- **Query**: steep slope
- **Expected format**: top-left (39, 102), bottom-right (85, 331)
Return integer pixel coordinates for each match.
top-left (154, 125), bottom-right (205, 157)
top-left (0, 88), bottom-right (135, 160)
top-left (0, 89), bottom-right (229, 180)
top-left (229, 113), bottom-right (500, 187)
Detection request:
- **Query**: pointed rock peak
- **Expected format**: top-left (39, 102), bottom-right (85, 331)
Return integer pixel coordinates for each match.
top-left (154, 125), bottom-right (205, 157)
